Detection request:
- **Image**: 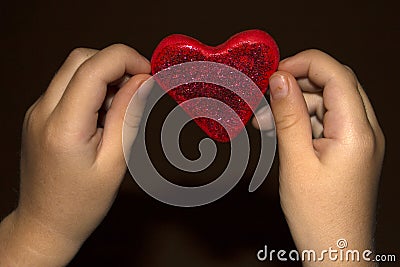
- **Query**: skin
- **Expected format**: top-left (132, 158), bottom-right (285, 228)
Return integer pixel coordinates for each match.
top-left (253, 50), bottom-right (385, 266)
top-left (0, 44), bottom-right (151, 267)
top-left (0, 47), bottom-right (384, 266)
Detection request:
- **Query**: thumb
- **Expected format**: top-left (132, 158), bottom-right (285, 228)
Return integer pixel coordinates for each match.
top-left (98, 74), bottom-right (151, 166)
top-left (269, 71), bottom-right (315, 165)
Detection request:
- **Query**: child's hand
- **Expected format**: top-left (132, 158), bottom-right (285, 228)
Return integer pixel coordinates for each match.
top-left (253, 50), bottom-right (384, 266)
top-left (0, 44), bottom-right (150, 266)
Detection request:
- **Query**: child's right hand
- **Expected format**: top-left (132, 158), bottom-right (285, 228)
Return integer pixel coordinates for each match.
top-left (254, 50), bottom-right (385, 266)
top-left (0, 44), bottom-right (151, 267)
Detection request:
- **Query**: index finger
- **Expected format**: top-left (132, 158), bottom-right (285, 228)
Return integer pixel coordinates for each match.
top-left (279, 49), bottom-right (371, 140)
top-left (51, 44), bottom-right (151, 141)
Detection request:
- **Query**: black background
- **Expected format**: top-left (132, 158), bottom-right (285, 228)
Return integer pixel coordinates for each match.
top-left (1, 0), bottom-right (399, 266)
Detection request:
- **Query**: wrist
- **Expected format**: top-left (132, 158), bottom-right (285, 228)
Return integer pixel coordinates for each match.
top-left (0, 209), bottom-right (82, 267)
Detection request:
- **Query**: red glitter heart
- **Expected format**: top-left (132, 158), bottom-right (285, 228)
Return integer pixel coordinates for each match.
top-left (151, 29), bottom-right (279, 142)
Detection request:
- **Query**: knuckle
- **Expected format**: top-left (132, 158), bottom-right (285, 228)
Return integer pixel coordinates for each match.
top-left (353, 126), bottom-right (377, 155)
top-left (275, 112), bottom-right (302, 132)
top-left (68, 47), bottom-right (92, 62)
top-left (107, 43), bottom-right (138, 58)
top-left (303, 49), bottom-right (326, 58)
top-left (343, 64), bottom-right (355, 75)
top-left (66, 48), bottom-right (97, 73)
top-left (23, 105), bottom-right (35, 128)
top-left (342, 64), bottom-right (358, 82)
top-left (341, 122), bottom-right (384, 161)
top-left (305, 48), bottom-right (321, 54)
top-left (23, 100), bottom-right (42, 132)
top-left (65, 48), bottom-right (96, 77)
top-left (109, 43), bottom-right (131, 52)
top-left (74, 58), bottom-right (96, 79)
top-left (73, 43), bottom-right (137, 79)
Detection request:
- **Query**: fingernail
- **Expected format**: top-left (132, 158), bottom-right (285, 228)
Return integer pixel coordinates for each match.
top-left (269, 74), bottom-right (288, 99)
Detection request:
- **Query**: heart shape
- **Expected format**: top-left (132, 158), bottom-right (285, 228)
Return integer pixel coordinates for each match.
top-left (151, 29), bottom-right (279, 142)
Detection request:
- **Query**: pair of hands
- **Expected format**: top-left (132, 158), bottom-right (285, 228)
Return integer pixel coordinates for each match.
top-left (0, 45), bottom-right (384, 267)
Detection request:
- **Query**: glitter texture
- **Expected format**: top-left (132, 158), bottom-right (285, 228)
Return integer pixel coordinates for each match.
top-left (151, 29), bottom-right (280, 142)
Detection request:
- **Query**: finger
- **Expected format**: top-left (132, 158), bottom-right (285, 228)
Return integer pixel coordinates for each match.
top-left (269, 71), bottom-right (316, 165)
top-left (311, 115), bottom-right (324, 138)
top-left (99, 74), bottom-right (152, 164)
top-left (122, 77), bottom-right (154, 160)
top-left (341, 65), bottom-right (384, 146)
top-left (103, 86), bottom-right (118, 112)
top-left (254, 92), bottom-right (325, 131)
top-left (280, 50), bottom-right (370, 140)
top-left (252, 105), bottom-right (274, 131)
top-left (94, 75), bottom-right (134, 129)
top-left (109, 74), bottom-right (132, 88)
top-left (297, 77), bottom-right (322, 92)
top-left (356, 83), bottom-right (385, 146)
top-left (97, 85), bottom-right (119, 128)
top-left (52, 44), bottom-right (151, 142)
top-left (303, 92), bottom-right (325, 138)
top-left (341, 65), bottom-right (380, 131)
top-left (103, 74), bottom-right (133, 113)
top-left (41, 48), bottom-right (98, 113)
top-left (303, 92), bottom-right (325, 120)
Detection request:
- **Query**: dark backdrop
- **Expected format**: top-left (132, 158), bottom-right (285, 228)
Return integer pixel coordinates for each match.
top-left (1, 0), bottom-right (399, 266)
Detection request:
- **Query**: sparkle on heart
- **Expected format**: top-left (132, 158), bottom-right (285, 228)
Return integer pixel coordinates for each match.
top-left (151, 29), bottom-right (280, 142)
